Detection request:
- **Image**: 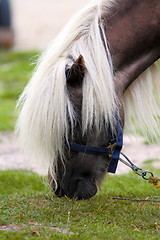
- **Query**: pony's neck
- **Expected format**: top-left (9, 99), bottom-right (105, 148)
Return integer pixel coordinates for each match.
top-left (106, 0), bottom-right (160, 95)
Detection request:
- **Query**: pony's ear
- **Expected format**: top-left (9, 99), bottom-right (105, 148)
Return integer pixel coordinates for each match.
top-left (66, 55), bottom-right (86, 87)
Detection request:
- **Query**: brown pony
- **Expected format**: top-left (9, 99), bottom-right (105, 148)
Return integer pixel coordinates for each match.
top-left (16, 0), bottom-right (160, 200)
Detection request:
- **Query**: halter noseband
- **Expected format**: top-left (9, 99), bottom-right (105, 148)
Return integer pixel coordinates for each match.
top-left (67, 123), bottom-right (123, 173)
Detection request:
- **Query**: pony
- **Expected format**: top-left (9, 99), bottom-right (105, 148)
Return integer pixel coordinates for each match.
top-left (16, 0), bottom-right (160, 200)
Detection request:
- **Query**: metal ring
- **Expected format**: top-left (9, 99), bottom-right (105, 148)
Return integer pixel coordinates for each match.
top-left (142, 171), bottom-right (154, 180)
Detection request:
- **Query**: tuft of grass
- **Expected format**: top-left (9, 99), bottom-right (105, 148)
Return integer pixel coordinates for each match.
top-left (0, 170), bottom-right (48, 196)
top-left (0, 170), bottom-right (160, 239)
top-left (0, 50), bottom-right (40, 130)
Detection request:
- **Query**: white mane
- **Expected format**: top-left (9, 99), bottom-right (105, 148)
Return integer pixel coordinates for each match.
top-left (16, 0), bottom-right (160, 185)
top-left (16, 0), bottom-right (117, 183)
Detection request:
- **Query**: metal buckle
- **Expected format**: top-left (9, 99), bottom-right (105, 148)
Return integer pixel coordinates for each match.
top-left (108, 143), bottom-right (116, 158)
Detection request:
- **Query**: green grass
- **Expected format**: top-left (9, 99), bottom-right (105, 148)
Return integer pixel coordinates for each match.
top-left (0, 51), bottom-right (160, 239)
top-left (0, 50), bottom-right (40, 130)
top-left (0, 170), bottom-right (160, 239)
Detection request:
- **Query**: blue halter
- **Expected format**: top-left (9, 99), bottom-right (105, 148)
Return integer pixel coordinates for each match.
top-left (67, 123), bottom-right (123, 173)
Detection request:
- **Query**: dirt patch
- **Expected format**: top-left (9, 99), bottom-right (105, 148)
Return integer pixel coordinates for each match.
top-left (0, 132), bottom-right (46, 175)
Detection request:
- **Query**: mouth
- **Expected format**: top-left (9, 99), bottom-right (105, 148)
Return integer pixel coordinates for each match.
top-left (55, 180), bottom-right (98, 200)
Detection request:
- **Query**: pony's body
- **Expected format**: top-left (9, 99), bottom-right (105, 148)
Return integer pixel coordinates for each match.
top-left (17, 0), bottom-right (160, 199)
top-left (107, 0), bottom-right (160, 93)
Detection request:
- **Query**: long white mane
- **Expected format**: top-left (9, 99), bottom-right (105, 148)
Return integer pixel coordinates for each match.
top-left (16, 0), bottom-right (160, 183)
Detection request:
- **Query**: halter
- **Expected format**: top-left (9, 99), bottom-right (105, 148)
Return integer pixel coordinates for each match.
top-left (67, 123), bottom-right (123, 173)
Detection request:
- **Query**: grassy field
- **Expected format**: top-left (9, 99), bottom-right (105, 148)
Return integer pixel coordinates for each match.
top-left (0, 50), bottom-right (39, 130)
top-left (0, 169), bottom-right (160, 239)
top-left (0, 50), bottom-right (160, 239)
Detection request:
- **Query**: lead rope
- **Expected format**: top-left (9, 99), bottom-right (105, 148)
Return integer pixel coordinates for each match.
top-left (119, 152), bottom-right (160, 188)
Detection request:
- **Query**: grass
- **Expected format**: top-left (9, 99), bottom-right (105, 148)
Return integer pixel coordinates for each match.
top-left (0, 50), bottom-right (160, 239)
top-left (0, 50), bottom-right (40, 130)
top-left (0, 169), bottom-right (160, 239)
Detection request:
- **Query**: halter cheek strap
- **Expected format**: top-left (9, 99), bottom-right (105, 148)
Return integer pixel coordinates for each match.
top-left (67, 123), bottom-right (123, 174)
top-left (108, 123), bottom-right (123, 173)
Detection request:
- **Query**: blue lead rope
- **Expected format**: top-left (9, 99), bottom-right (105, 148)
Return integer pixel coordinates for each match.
top-left (67, 122), bottom-right (123, 174)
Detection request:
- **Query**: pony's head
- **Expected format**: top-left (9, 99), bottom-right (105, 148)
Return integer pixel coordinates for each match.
top-left (48, 55), bottom-right (123, 200)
